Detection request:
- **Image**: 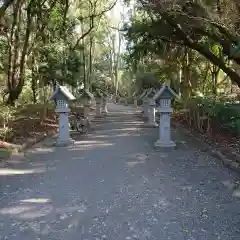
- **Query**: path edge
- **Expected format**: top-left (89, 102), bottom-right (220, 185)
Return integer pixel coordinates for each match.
top-left (171, 121), bottom-right (240, 174)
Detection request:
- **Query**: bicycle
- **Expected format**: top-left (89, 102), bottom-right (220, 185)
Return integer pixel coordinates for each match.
top-left (69, 112), bottom-right (88, 134)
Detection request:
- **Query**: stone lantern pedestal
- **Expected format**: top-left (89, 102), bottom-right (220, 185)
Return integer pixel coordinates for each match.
top-left (154, 106), bottom-right (176, 148)
top-left (55, 107), bottom-right (74, 146)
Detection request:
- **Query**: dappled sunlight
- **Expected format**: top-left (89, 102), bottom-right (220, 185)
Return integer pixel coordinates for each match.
top-left (78, 140), bottom-right (107, 144)
top-left (128, 153), bottom-right (149, 161)
top-left (93, 132), bottom-right (143, 138)
top-left (3, 156), bottom-right (25, 165)
top-left (115, 132), bottom-right (141, 137)
top-left (97, 127), bottom-right (139, 133)
top-left (72, 140), bottom-right (114, 150)
top-left (154, 197), bottom-right (172, 211)
top-left (65, 156), bottom-right (86, 161)
top-left (74, 143), bottom-right (114, 149)
top-left (55, 205), bottom-right (86, 215)
top-left (0, 198), bottom-right (86, 222)
top-left (0, 204), bottom-right (53, 219)
top-left (158, 153), bottom-right (168, 158)
top-left (105, 121), bottom-right (141, 125)
top-left (121, 122), bottom-right (143, 126)
top-left (127, 159), bottom-right (146, 167)
top-left (20, 198), bottom-right (51, 203)
top-left (126, 153), bottom-right (149, 167)
top-left (0, 205), bottom-right (36, 215)
top-left (0, 167), bottom-right (46, 176)
top-left (94, 134), bottom-right (109, 138)
top-left (28, 147), bottom-right (54, 154)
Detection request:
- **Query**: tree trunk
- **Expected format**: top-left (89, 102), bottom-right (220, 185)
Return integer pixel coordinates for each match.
top-left (88, 34), bottom-right (93, 91)
top-left (6, 0), bottom-right (33, 105)
top-left (31, 54), bottom-right (37, 103)
top-left (181, 47), bottom-right (192, 101)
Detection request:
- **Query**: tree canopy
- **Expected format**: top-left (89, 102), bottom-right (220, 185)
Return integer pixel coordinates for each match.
top-left (124, 0), bottom-right (240, 93)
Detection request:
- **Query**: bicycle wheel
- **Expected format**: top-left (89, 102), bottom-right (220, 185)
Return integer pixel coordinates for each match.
top-left (81, 125), bottom-right (88, 134)
top-left (75, 121), bottom-right (82, 132)
top-left (69, 116), bottom-right (76, 130)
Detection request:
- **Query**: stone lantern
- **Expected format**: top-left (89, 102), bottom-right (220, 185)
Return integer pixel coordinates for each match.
top-left (145, 90), bottom-right (158, 127)
top-left (49, 85), bottom-right (76, 146)
top-left (144, 88), bottom-right (156, 119)
top-left (132, 92), bottom-right (137, 107)
top-left (79, 89), bottom-right (94, 119)
top-left (101, 93), bottom-right (108, 114)
top-left (95, 90), bottom-right (102, 117)
top-left (134, 97), bottom-right (138, 107)
top-left (153, 84), bottom-right (179, 149)
top-left (124, 95), bottom-right (128, 106)
top-left (139, 89), bottom-right (148, 118)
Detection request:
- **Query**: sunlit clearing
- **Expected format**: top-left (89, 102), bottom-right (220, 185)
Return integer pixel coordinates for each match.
top-left (20, 198), bottom-right (51, 203)
top-left (0, 168), bottom-right (45, 176)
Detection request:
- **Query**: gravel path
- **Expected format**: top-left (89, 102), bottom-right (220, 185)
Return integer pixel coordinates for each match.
top-left (0, 103), bottom-right (240, 239)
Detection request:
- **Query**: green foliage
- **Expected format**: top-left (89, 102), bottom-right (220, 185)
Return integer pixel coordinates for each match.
top-left (177, 96), bottom-right (240, 136)
top-left (0, 105), bottom-right (16, 140)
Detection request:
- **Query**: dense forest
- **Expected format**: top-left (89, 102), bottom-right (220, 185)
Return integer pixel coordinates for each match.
top-left (0, 0), bottom-right (127, 152)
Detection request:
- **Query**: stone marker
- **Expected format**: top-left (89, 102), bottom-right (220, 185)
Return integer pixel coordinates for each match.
top-left (49, 85), bottom-right (75, 146)
top-left (153, 84), bottom-right (179, 149)
top-left (101, 95), bottom-right (108, 114)
top-left (79, 89), bottom-right (94, 119)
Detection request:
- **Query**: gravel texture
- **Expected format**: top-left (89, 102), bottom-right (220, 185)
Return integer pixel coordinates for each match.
top-left (0, 103), bottom-right (240, 240)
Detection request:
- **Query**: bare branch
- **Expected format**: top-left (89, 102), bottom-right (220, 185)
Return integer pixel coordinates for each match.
top-left (73, 0), bottom-right (117, 49)
top-left (0, 0), bottom-right (15, 20)
top-left (78, 0), bottom-right (117, 21)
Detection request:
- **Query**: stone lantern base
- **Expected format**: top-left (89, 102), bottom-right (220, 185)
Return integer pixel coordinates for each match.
top-left (154, 140), bottom-right (176, 150)
top-left (54, 138), bottom-right (75, 147)
top-left (134, 99), bottom-right (138, 107)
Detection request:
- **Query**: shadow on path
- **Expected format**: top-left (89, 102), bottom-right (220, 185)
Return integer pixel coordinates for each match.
top-left (0, 103), bottom-right (239, 239)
